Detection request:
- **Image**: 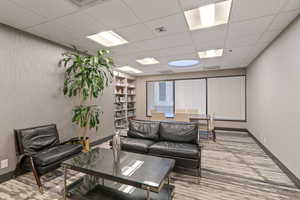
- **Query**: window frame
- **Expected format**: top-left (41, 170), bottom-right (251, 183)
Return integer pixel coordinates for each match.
top-left (146, 75), bottom-right (247, 122)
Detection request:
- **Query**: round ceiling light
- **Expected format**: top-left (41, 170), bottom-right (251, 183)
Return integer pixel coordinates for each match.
top-left (168, 60), bottom-right (199, 68)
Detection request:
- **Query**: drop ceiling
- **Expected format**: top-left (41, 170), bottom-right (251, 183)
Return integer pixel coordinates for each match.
top-left (0, 0), bottom-right (299, 76)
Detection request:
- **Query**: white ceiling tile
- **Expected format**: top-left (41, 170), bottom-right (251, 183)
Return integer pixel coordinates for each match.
top-left (231, 0), bottom-right (287, 22)
top-left (282, 0), bottom-right (300, 11)
top-left (157, 45), bottom-right (196, 57)
top-left (269, 10), bottom-right (299, 31)
top-left (56, 12), bottom-right (107, 37)
top-left (0, 0), bottom-right (46, 29)
top-left (135, 32), bottom-right (193, 51)
top-left (123, 0), bottom-right (181, 21)
top-left (200, 57), bottom-right (224, 66)
top-left (224, 46), bottom-right (253, 58)
top-left (191, 25), bottom-right (227, 50)
top-left (259, 29), bottom-right (282, 43)
top-left (240, 43), bottom-right (269, 65)
top-left (110, 43), bottom-right (143, 56)
top-left (249, 42), bottom-right (269, 56)
top-left (12, 0), bottom-right (78, 19)
top-left (226, 34), bottom-right (260, 48)
top-left (84, 0), bottom-right (139, 28)
top-left (145, 13), bottom-right (189, 36)
top-left (25, 20), bottom-right (77, 44)
top-left (116, 24), bottom-right (154, 42)
top-left (228, 16), bottom-right (274, 38)
top-left (179, 0), bottom-right (216, 11)
top-left (222, 60), bottom-right (245, 68)
top-left (222, 45), bottom-right (253, 67)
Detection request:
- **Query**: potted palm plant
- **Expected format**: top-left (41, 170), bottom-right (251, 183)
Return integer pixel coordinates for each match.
top-left (59, 48), bottom-right (114, 151)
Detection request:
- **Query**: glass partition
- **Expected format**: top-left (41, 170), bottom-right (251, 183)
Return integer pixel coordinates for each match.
top-left (175, 79), bottom-right (206, 115)
top-left (147, 81), bottom-right (174, 116)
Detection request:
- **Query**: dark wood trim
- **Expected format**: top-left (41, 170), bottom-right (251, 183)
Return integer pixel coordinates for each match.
top-left (247, 130), bottom-right (300, 189)
top-left (0, 171), bottom-right (14, 184)
top-left (91, 134), bottom-right (114, 146)
top-left (215, 127), bottom-right (248, 132)
top-left (214, 118), bottom-right (246, 122)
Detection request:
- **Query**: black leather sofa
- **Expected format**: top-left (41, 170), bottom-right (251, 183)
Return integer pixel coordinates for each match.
top-left (14, 124), bottom-right (82, 193)
top-left (121, 120), bottom-right (202, 182)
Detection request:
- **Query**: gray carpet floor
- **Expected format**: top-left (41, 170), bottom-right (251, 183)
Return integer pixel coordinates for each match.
top-left (1, 131), bottom-right (300, 199)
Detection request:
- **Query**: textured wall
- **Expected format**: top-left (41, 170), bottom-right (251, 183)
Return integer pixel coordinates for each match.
top-left (135, 68), bottom-right (247, 129)
top-left (0, 24), bottom-right (114, 175)
top-left (247, 16), bottom-right (300, 178)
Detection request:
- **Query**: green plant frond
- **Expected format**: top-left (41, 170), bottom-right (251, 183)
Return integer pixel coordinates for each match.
top-left (61, 47), bottom-right (113, 131)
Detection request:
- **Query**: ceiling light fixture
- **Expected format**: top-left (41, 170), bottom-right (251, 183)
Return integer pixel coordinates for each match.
top-left (136, 57), bottom-right (160, 65)
top-left (117, 66), bottom-right (142, 74)
top-left (200, 4), bottom-right (215, 27)
top-left (87, 31), bottom-right (128, 47)
top-left (184, 0), bottom-right (232, 31)
top-left (198, 49), bottom-right (224, 58)
top-left (168, 60), bottom-right (199, 67)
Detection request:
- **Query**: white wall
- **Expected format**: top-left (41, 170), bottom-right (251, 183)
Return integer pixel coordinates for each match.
top-left (247, 16), bottom-right (300, 179)
top-left (0, 24), bottom-right (114, 175)
top-left (208, 76), bottom-right (246, 120)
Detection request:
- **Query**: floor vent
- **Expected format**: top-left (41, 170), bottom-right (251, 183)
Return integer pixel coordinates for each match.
top-left (70, 0), bottom-right (109, 7)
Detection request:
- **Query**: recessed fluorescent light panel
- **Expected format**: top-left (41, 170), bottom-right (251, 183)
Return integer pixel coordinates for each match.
top-left (184, 0), bottom-right (232, 31)
top-left (136, 58), bottom-right (159, 65)
top-left (87, 31), bottom-right (128, 47)
top-left (198, 49), bottom-right (223, 59)
top-left (117, 66), bottom-right (142, 74)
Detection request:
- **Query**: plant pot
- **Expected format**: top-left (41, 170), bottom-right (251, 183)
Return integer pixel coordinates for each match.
top-left (82, 138), bottom-right (90, 152)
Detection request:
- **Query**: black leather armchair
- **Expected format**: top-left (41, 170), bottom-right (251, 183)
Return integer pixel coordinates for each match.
top-left (14, 124), bottom-right (82, 193)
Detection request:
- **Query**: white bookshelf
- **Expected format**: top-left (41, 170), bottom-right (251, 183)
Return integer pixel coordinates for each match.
top-left (114, 71), bottom-right (136, 129)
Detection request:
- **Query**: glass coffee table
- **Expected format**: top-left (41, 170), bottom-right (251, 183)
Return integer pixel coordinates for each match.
top-left (62, 147), bottom-right (175, 200)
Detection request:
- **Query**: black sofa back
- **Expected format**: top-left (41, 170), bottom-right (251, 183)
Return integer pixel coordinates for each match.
top-left (159, 121), bottom-right (197, 144)
top-left (128, 120), bottom-right (160, 141)
top-left (128, 120), bottom-right (197, 144)
top-left (14, 124), bottom-right (60, 155)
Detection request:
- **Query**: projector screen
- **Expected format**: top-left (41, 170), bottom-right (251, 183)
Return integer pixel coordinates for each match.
top-left (207, 76), bottom-right (246, 120)
top-left (175, 79), bottom-right (206, 114)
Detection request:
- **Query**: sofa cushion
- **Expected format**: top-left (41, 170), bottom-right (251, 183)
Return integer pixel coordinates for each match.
top-left (127, 120), bottom-right (160, 141)
top-left (149, 141), bottom-right (199, 159)
top-left (121, 137), bottom-right (155, 153)
top-left (159, 121), bottom-right (197, 144)
top-left (33, 143), bottom-right (82, 166)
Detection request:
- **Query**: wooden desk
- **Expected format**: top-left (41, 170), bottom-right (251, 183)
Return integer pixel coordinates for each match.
top-left (163, 114), bottom-right (209, 121)
top-left (189, 114), bottom-right (209, 121)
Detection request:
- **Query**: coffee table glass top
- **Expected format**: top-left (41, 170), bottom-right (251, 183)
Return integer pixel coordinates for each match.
top-left (63, 147), bottom-right (175, 192)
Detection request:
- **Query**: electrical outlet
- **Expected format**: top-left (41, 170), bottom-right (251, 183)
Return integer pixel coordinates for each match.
top-left (1, 159), bottom-right (8, 169)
